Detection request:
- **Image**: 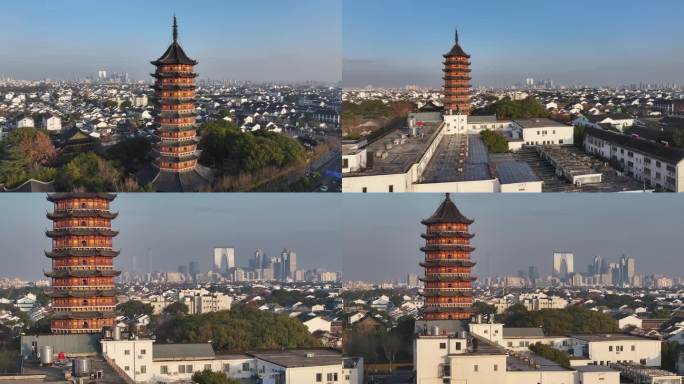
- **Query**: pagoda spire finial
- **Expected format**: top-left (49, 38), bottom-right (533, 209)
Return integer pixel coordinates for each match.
top-left (173, 15), bottom-right (178, 43)
top-left (445, 192), bottom-right (451, 201)
top-left (454, 27), bottom-right (459, 44)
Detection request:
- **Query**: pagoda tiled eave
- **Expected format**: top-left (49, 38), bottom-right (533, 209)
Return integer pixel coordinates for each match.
top-left (419, 259), bottom-right (476, 268)
top-left (50, 311), bottom-right (119, 320)
top-left (419, 275), bottom-right (477, 282)
top-left (157, 124), bottom-right (197, 133)
top-left (156, 153), bottom-right (199, 163)
top-left (44, 270), bottom-right (121, 278)
top-left (420, 290), bottom-right (473, 297)
top-left (46, 210), bottom-right (118, 220)
top-left (152, 83), bottom-right (196, 91)
top-left (158, 110), bottom-right (197, 118)
top-left (45, 228), bottom-right (119, 238)
top-left (45, 249), bottom-right (120, 258)
top-left (420, 244), bottom-right (475, 252)
top-left (421, 231), bottom-right (474, 239)
top-left (155, 137), bottom-right (200, 146)
top-left (49, 290), bottom-right (116, 298)
top-left (47, 193), bottom-right (116, 202)
top-left (151, 71), bottom-right (198, 78)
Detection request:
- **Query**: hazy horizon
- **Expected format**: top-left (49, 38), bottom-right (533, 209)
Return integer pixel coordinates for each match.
top-left (343, 0), bottom-right (684, 88)
top-left (341, 194), bottom-right (684, 283)
top-left (0, 194), bottom-right (342, 281)
top-left (0, 0), bottom-right (341, 83)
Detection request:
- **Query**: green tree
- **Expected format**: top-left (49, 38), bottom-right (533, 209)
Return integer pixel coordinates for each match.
top-left (529, 342), bottom-right (570, 368)
top-left (162, 302), bottom-right (189, 317)
top-left (574, 125), bottom-right (587, 147)
top-left (480, 129), bottom-right (509, 153)
top-left (472, 301), bottom-right (497, 315)
top-left (672, 128), bottom-right (684, 149)
top-left (119, 100), bottom-right (133, 109)
top-left (118, 300), bottom-right (154, 318)
top-left (55, 152), bottom-right (123, 191)
top-left (0, 127), bottom-right (57, 188)
top-left (474, 97), bottom-right (548, 120)
top-left (105, 137), bottom-right (152, 173)
top-left (661, 341), bottom-right (681, 372)
top-left (501, 305), bottom-right (618, 335)
top-left (191, 370), bottom-right (240, 384)
top-left (155, 304), bottom-right (320, 352)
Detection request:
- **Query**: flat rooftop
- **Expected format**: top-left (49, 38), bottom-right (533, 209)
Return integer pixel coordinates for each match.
top-left (570, 333), bottom-right (655, 342)
top-left (421, 134), bottom-right (492, 183)
top-left (248, 349), bottom-right (342, 368)
top-left (345, 122), bottom-right (442, 177)
top-left (20, 358), bottom-right (126, 383)
top-left (514, 118), bottom-right (570, 129)
top-left (538, 146), bottom-right (602, 180)
top-left (506, 352), bottom-right (570, 372)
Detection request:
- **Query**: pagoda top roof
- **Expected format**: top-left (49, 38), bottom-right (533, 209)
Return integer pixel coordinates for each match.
top-left (443, 27), bottom-right (470, 58)
top-left (421, 193), bottom-right (474, 225)
top-left (151, 16), bottom-right (198, 66)
top-left (47, 193), bottom-right (116, 202)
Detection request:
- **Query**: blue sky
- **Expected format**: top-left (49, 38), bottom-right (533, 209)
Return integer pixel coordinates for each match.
top-left (342, 194), bottom-right (684, 282)
top-left (0, 194), bottom-right (342, 280)
top-left (0, 0), bottom-right (341, 82)
top-left (343, 0), bottom-right (684, 87)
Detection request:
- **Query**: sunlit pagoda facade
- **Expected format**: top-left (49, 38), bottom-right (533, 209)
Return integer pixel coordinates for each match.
top-left (419, 193), bottom-right (476, 321)
top-left (442, 28), bottom-right (471, 115)
top-left (137, 16), bottom-right (213, 191)
top-left (45, 193), bottom-right (120, 334)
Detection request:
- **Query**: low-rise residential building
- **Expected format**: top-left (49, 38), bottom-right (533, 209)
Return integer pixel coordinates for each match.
top-left (584, 126), bottom-right (684, 191)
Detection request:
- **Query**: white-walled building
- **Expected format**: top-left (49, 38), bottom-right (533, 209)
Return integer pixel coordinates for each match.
top-left (178, 289), bottom-right (232, 315)
top-left (584, 126), bottom-right (684, 192)
top-left (512, 118), bottom-right (574, 146)
top-left (573, 113), bottom-right (635, 131)
top-left (101, 337), bottom-right (361, 384)
top-left (16, 115), bottom-right (34, 128)
top-left (42, 115), bottom-right (62, 132)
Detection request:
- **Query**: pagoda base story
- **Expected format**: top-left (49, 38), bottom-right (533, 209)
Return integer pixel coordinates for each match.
top-left (135, 162), bottom-right (213, 192)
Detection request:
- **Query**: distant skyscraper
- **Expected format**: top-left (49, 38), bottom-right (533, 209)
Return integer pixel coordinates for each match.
top-left (528, 266), bottom-right (540, 282)
top-left (188, 261), bottom-right (199, 277)
top-left (213, 247), bottom-right (235, 273)
top-left (552, 252), bottom-right (574, 279)
top-left (178, 265), bottom-right (188, 274)
top-left (98, 70), bottom-right (107, 81)
top-left (407, 273), bottom-right (419, 288)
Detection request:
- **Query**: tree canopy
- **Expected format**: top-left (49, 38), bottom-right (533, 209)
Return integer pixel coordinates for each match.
top-left (529, 342), bottom-right (570, 368)
top-left (0, 127), bottom-right (57, 188)
top-left (55, 152), bottom-right (123, 191)
top-left (199, 120), bottom-right (306, 175)
top-left (118, 300), bottom-right (154, 318)
top-left (474, 97), bottom-right (548, 120)
top-left (501, 305), bottom-right (618, 335)
top-left (105, 137), bottom-right (152, 174)
top-left (192, 370), bottom-right (240, 384)
top-left (480, 129), bottom-right (509, 153)
top-left (155, 304), bottom-right (320, 352)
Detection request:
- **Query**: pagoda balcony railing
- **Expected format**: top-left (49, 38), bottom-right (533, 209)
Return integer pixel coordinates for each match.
top-left (422, 306), bottom-right (471, 313)
top-left (54, 266), bottom-right (114, 271)
top-left (157, 121), bottom-right (196, 128)
top-left (442, 76), bottom-right (472, 81)
top-left (52, 285), bottom-right (115, 291)
top-left (443, 67), bottom-right (472, 73)
top-left (156, 136), bottom-right (199, 145)
top-left (51, 208), bottom-right (111, 214)
top-left (421, 244), bottom-right (475, 252)
top-left (51, 226), bottom-right (112, 231)
top-left (49, 289), bottom-right (116, 298)
top-left (444, 91), bottom-right (471, 96)
top-left (50, 246), bottom-right (113, 252)
top-left (158, 149), bottom-right (197, 158)
top-left (51, 328), bottom-right (109, 334)
top-left (53, 305), bottom-right (116, 312)
top-left (151, 71), bottom-right (198, 78)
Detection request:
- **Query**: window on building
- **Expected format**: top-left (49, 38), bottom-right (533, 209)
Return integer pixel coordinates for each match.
top-left (439, 342), bottom-right (446, 349)
top-left (388, 185), bottom-right (393, 192)
top-left (316, 373), bottom-right (322, 382)
top-left (140, 365), bottom-right (146, 374)
top-left (342, 158), bottom-right (348, 169)
top-left (473, 365), bottom-right (478, 372)
top-left (455, 342), bottom-right (461, 350)
top-left (160, 365), bottom-right (168, 374)
top-left (223, 363), bottom-right (230, 372)
top-left (609, 346), bottom-right (613, 351)
top-left (242, 362), bottom-right (250, 371)
top-left (186, 365), bottom-right (193, 373)
top-left (362, 187), bottom-right (367, 193)
top-left (204, 364), bottom-right (211, 371)
top-left (179, 365), bottom-right (186, 374)
top-left (140, 349), bottom-right (146, 355)
top-left (494, 364), bottom-right (498, 371)
top-left (631, 345), bottom-right (635, 351)
top-left (124, 366), bottom-right (130, 371)
top-left (124, 350), bottom-right (130, 355)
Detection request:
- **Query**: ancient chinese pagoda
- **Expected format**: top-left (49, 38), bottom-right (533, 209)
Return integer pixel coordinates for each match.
top-left (419, 193), bottom-right (476, 321)
top-left (442, 28), bottom-right (471, 115)
top-left (137, 16), bottom-right (213, 191)
top-left (45, 193), bottom-right (120, 334)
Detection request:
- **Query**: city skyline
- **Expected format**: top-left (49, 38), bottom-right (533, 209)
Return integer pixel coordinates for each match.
top-left (0, 0), bottom-right (341, 82)
top-left (0, 194), bottom-right (342, 280)
top-left (341, 194), bottom-right (684, 282)
top-left (343, 0), bottom-right (684, 87)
